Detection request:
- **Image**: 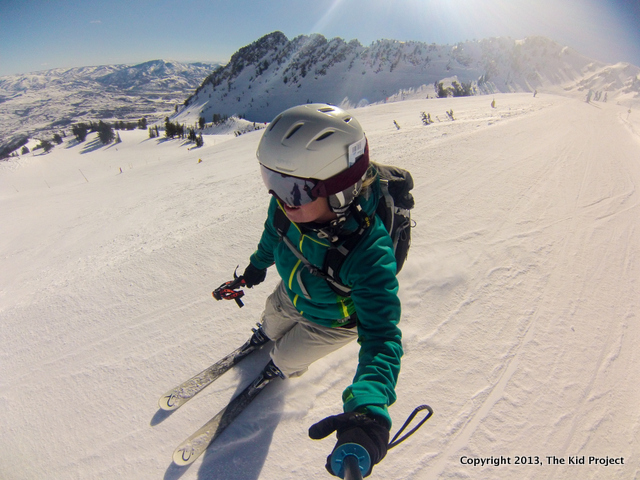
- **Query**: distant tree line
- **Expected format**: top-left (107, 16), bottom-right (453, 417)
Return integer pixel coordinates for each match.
top-left (435, 80), bottom-right (476, 98)
top-left (3, 114), bottom-right (202, 159)
top-left (198, 113), bottom-right (230, 129)
top-left (147, 118), bottom-right (202, 147)
top-left (71, 117), bottom-right (148, 144)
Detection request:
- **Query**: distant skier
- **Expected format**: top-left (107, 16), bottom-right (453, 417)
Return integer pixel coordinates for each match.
top-left (232, 104), bottom-right (403, 477)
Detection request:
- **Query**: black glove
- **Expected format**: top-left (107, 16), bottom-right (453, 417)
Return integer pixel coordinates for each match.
top-left (242, 263), bottom-right (267, 288)
top-left (309, 411), bottom-right (389, 477)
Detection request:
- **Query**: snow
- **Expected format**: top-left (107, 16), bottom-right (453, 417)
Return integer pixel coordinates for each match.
top-left (1, 92), bottom-right (639, 479)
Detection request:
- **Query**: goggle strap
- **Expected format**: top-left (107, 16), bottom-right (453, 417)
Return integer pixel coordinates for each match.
top-left (312, 144), bottom-right (369, 198)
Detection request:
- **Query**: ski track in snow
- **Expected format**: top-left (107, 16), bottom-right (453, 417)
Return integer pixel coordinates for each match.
top-left (1, 93), bottom-right (639, 480)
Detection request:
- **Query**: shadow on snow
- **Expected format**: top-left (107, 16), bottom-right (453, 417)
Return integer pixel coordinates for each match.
top-left (160, 346), bottom-right (285, 480)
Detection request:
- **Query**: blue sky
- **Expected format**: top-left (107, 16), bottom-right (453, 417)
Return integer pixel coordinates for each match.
top-left (1, 0), bottom-right (639, 76)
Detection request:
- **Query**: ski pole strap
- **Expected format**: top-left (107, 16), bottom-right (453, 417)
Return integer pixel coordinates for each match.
top-left (212, 269), bottom-right (247, 308)
top-left (388, 404), bottom-right (434, 449)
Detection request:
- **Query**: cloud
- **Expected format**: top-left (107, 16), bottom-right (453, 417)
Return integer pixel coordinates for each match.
top-left (90, 20), bottom-right (102, 24)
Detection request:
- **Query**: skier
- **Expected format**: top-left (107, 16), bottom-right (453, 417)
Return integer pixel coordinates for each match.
top-left (240, 103), bottom-right (403, 477)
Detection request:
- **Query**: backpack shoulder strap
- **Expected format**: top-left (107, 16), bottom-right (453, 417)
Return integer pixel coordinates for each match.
top-left (377, 176), bottom-right (395, 232)
top-left (322, 203), bottom-right (371, 297)
top-left (274, 202), bottom-right (292, 237)
top-left (272, 201), bottom-right (365, 298)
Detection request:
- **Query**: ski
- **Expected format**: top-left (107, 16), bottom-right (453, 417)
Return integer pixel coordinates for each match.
top-left (158, 325), bottom-right (268, 411)
top-left (172, 361), bottom-right (283, 466)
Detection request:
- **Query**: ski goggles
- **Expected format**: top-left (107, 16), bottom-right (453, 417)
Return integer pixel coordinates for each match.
top-left (259, 149), bottom-right (370, 207)
top-left (260, 165), bottom-right (318, 206)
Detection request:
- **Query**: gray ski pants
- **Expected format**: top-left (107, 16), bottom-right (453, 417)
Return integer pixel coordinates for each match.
top-left (261, 282), bottom-right (358, 378)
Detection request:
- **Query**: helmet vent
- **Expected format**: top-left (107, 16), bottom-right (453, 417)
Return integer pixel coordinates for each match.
top-left (285, 123), bottom-right (303, 139)
top-left (315, 131), bottom-right (335, 141)
top-left (343, 116), bottom-right (352, 123)
top-left (318, 106), bottom-right (336, 113)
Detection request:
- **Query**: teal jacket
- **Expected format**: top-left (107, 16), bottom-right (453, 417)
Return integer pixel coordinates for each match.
top-left (249, 177), bottom-right (403, 427)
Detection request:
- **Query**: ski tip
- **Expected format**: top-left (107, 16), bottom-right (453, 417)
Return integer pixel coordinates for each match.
top-left (158, 393), bottom-right (181, 411)
top-left (172, 445), bottom-right (201, 466)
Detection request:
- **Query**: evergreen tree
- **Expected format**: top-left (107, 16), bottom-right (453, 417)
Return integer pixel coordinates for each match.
top-left (165, 117), bottom-right (176, 138)
top-left (72, 124), bottom-right (89, 142)
top-left (436, 82), bottom-right (450, 98)
top-left (451, 81), bottom-right (474, 97)
top-left (97, 121), bottom-right (115, 144)
top-left (39, 140), bottom-right (54, 153)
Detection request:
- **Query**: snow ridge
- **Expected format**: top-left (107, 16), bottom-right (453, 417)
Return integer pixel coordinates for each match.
top-left (177, 32), bottom-right (639, 124)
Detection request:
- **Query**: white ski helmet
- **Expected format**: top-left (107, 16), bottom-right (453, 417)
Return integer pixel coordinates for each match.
top-left (257, 103), bottom-right (370, 213)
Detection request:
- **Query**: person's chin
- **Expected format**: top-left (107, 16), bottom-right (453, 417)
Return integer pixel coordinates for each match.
top-left (283, 204), bottom-right (306, 221)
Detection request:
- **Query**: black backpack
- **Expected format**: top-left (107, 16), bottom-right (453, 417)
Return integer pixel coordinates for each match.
top-left (274, 163), bottom-right (414, 297)
top-left (373, 163), bottom-right (414, 273)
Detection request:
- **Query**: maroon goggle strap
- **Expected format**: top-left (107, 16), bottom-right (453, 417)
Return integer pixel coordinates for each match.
top-left (311, 143), bottom-right (370, 198)
top-left (260, 143), bottom-right (370, 205)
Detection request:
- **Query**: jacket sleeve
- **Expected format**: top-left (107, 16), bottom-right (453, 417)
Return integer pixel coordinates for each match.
top-left (249, 196), bottom-right (280, 270)
top-left (340, 221), bottom-right (403, 429)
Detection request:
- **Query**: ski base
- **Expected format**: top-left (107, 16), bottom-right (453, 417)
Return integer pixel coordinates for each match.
top-left (172, 362), bottom-right (282, 466)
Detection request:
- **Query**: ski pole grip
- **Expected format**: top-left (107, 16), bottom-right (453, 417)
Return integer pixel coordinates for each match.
top-left (330, 443), bottom-right (370, 480)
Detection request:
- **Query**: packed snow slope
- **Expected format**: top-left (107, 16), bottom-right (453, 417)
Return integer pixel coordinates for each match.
top-left (1, 93), bottom-right (639, 480)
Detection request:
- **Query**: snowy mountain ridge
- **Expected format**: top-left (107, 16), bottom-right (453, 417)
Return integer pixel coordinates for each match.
top-left (176, 31), bottom-right (640, 125)
top-left (3, 32), bottom-right (640, 159)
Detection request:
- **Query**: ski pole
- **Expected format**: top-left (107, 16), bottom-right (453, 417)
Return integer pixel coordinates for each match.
top-left (343, 455), bottom-right (364, 480)
top-left (330, 443), bottom-right (370, 480)
top-left (328, 405), bottom-right (434, 478)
